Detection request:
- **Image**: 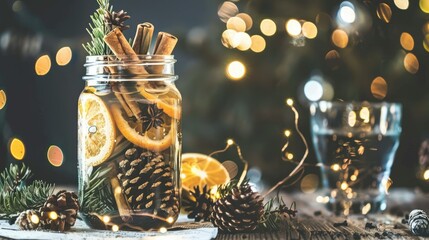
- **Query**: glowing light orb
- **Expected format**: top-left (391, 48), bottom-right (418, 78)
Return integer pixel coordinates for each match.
top-left (420, 0), bottom-right (429, 13)
top-left (359, 107), bottom-right (370, 123)
top-left (404, 53), bottom-right (419, 74)
top-left (331, 164), bottom-right (341, 172)
top-left (348, 111), bottom-right (357, 127)
top-left (102, 215), bottom-right (111, 223)
top-left (377, 3), bottom-right (392, 23)
top-left (49, 211), bottom-right (58, 220)
top-left (286, 19), bottom-right (302, 37)
top-left (286, 153), bottom-right (294, 160)
top-left (371, 76), bottom-right (388, 100)
top-left (30, 214), bottom-right (40, 224)
top-left (10, 138), bottom-right (25, 160)
top-left (227, 139), bottom-right (234, 145)
top-left (284, 130), bottom-right (291, 137)
top-left (47, 145), bottom-right (64, 167)
top-left (167, 217), bottom-right (174, 224)
top-left (260, 19), bottom-right (277, 37)
top-left (236, 13), bottom-right (253, 31)
top-left (338, 2), bottom-right (356, 23)
top-left (221, 29), bottom-right (241, 49)
top-left (394, 0), bottom-right (409, 10)
top-left (286, 98), bottom-right (294, 106)
top-left (56, 46), bottom-right (72, 66)
top-left (35, 55), bottom-right (51, 76)
top-left (332, 29), bottom-right (349, 48)
top-left (300, 174), bottom-right (319, 194)
top-left (424, 169), bottom-right (429, 180)
top-left (159, 227), bottom-right (167, 233)
top-left (0, 89), bottom-right (6, 110)
top-left (400, 32), bottom-right (414, 51)
top-left (226, 61), bottom-right (246, 80)
top-left (112, 224), bottom-right (119, 232)
top-left (302, 22), bottom-right (318, 39)
top-left (250, 35), bottom-right (266, 53)
top-left (304, 80), bottom-right (323, 101)
top-left (227, 17), bottom-right (246, 32)
top-left (340, 182), bottom-right (349, 190)
top-left (236, 32), bottom-right (252, 51)
top-left (218, 1), bottom-right (239, 23)
top-left (222, 160), bottom-right (238, 179)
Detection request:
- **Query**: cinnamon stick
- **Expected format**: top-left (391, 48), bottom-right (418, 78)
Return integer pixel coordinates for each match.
top-left (117, 84), bottom-right (142, 119)
top-left (110, 177), bottom-right (132, 222)
top-left (151, 32), bottom-right (178, 73)
top-left (112, 85), bottom-right (133, 118)
top-left (132, 23), bottom-right (154, 54)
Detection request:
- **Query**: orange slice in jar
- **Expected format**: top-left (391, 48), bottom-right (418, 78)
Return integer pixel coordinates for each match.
top-left (181, 153), bottom-right (230, 192)
top-left (110, 104), bottom-right (175, 152)
top-left (78, 93), bottom-right (116, 166)
top-left (137, 83), bottom-right (182, 120)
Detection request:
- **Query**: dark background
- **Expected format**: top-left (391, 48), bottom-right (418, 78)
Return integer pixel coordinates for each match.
top-left (0, 0), bottom-right (428, 190)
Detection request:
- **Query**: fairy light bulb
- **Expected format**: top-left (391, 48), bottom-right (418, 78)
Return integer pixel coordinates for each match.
top-left (167, 217), bottom-right (174, 223)
top-left (102, 215), bottom-right (111, 223)
top-left (112, 224), bottom-right (119, 232)
top-left (159, 227), bottom-right (167, 233)
top-left (331, 164), bottom-right (341, 172)
top-left (49, 211), bottom-right (58, 220)
top-left (30, 214), bottom-right (40, 224)
top-left (227, 139), bottom-right (235, 145)
top-left (286, 98), bottom-right (294, 106)
top-left (284, 130), bottom-right (291, 137)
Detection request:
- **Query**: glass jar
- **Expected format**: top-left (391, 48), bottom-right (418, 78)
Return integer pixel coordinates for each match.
top-left (78, 55), bottom-right (182, 231)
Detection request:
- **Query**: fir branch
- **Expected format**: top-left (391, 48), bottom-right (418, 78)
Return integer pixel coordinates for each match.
top-left (217, 179), bottom-right (240, 198)
top-left (80, 166), bottom-right (116, 214)
top-left (83, 0), bottom-right (113, 55)
top-left (258, 196), bottom-right (297, 231)
top-left (0, 163), bottom-right (32, 192)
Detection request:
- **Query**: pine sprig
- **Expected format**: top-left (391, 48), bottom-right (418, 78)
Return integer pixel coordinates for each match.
top-left (217, 179), bottom-right (240, 198)
top-left (83, 0), bottom-right (113, 55)
top-left (0, 164), bottom-right (54, 219)
top-left (258, 196), bottom-right (297, 231)
top-left (80, 166), bottom-right (116, 214)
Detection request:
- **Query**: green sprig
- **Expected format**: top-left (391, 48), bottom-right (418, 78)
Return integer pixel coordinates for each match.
top-left (83, 0), bottom-right (113, 55)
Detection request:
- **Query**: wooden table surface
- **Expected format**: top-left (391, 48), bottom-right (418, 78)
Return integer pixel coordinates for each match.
top-left (1, 189), bottom-right (428, 239)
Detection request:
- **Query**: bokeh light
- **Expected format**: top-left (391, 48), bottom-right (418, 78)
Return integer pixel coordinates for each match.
top-left (160, 227), bottom-right (167, 233)
top-left (260, 19), bottom-right (277, 36)
top-left (403, 53), bottom-right (419, 74)
top-left (394, 0), bottom-right (409, 10)
top-left (362, 203), bottom-right (371, 215)
top-left (56, 46), bottom-right (72, 66)
top-left (332, 29), bottom-right (349, 48)
top-left (112, 224), bottom-right (119, 232)
top-left (377, 3), bottom-right (392, 23)
top-left (35, 55), bottom-right (51, 76)
top-left (226, 60), bottom-right (246, 80)
top-left (227, 17), bottom-right (246, 32)
top-left (286, 19), bottom-right (302, 37)
top-left (400, 32), bottom-right (414, 51)
top-left (10, 138), bottom-right (25, 160)
top-left (331, 164), bottom-right (340, 172)
top-left (12, 1), bottom-right (23, 12)
top-left (424, 169), bottom-right (429, 180)
top-left (420, 0), bottom-right (429, 13)
top-left (300, 174), bottom-right (319, 193)
top-left (30, 214), bottom-right (40, 224)
top-left (250, 35), bottom-right (266, 53)
top-left (0, 89), bottom-right (6, 110)
top-left (236, 13), bottom-right (253, 31)
top-left (47, 145), bottom-right (64, 167)
top-left (218, 1), bottom-right (239, 23)
top-left (371, 76), bottom-right (388, 100)
top-left (325, 50), bottom-right (341, 69)
top-left (49, 211), bottom-right (58, 220)
top-left (304, 80), bottom-right (323, 101)
top-left (222, 160), bottom-right (238, 179)
top-left (236, 32), bottom-right (252, 51)
top-left (338, 2), bottom-right (356, 24)
top-left (102, 215), bottom-right (111, 223)
top-left (221, 29), bottom-right (241, 49)
top-left (302, 22), bottom-right (317, 39)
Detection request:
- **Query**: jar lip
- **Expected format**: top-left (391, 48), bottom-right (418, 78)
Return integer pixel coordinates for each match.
top-left (85, 55), bottom-right (176, 65)
top-left (311, 101), bottom-right (402, 109)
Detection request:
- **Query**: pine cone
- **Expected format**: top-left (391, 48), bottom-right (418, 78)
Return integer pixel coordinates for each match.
top-left (15, 210), bottom-right (41, 230)
top-left (104, 10), bottom-right (130, 31)
top-left (211, 182), bottom-right (264, 233)
top-left (39, 190), bottom-right (79, 232)
top-left (183, 185), bottom-right (214, 222)
top-left (409, 209), bottom-right (429, 236)
top-left (117, 148), bottom-right (179, 217)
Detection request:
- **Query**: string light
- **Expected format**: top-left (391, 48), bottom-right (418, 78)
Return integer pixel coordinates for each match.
top-left (102, 215), bottom-right (111, 223)
top-left (420, 0), bottom-right (429, 13)
top-left (218, 1), bottom-right (239, 23)
top-left (400, 32), bottom-right (414, 51)
top-left (112, 224), bottom-right (119, 232)
top-left (47, 145), bottom-right (64, 167)
top-left (424, 169), bottom-right (429, 180)
top-left (260, 19), bottom-right (277, 36)
top-left (226, 60), bottom-right (246, 80)
top-left (362, 203), bottom-right (371, 215)
top-left (286, 19), bottom-right (302, 37)
top-left (227, 17), bottom-right (246, 32)
top-left (49, 211), bottom-right (58, 220)
top-left (166, 217), bottom-right (174, 224)
top-left (304, 80), bottom-right (323, 101)
top-left (236, 32), bottom-right (252, 51)
top-left (394, 0), bottom-right (409, 10)
top-left (30, 214), bottom-right (40, 224)
top-left (331, 29), bottom-right (349, 48)
top-left (0, 89), bottom-right (6, 110)
top-left (159, 227), bottom-right (167, 233)
top-left (35, 55), bottom-right (51, 76)
top-left (250, 35), bottom-right (266, 53)
top-left (404, 53), bottom-right (419, 74)
top-left (338, 2), bottom-right (356, 24)
top-left (284, 130), bottom-right (291, 137)
top-left (340, 182), bottom-right (348, 190)
top-left (371, 76), bottom-right (388, 100)
top-left (10, 138), bottom-right (25, 160)
top-left (302, 22), bottom-right (318, 39)
top-left (236, 13), bottom-right (253, 31)
top-left (331, 164), bottom-right (341, 172)
top-left (56, 46), bottom-right (72, 66)
top-left (286, 98), bottom-right (294, 106)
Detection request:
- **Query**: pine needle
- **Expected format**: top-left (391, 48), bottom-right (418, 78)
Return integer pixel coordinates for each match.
top-left (83, 0), bottom-right (113, 55)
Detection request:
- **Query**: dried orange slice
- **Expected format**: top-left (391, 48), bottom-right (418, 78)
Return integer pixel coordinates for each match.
top-left (137, 83), bottom-right (182, 120)
top-left (181, 153), bottom-right (230, 191)
top-left (78, 93), bottom-right (116, 166)
top-left (110, 104), bottom-right (174, 151)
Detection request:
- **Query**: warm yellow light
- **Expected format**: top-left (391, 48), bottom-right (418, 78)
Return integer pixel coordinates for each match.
top-left (332, 29), bottom-right (348, 48)
top-left (250, 35), bottom-right (266, 53)
top-left (159, 227), bottom-right (167, 233)
top-left (350, 175), bottom-right (357, 181)
top-left (286, 153), bottom-right (294, 160)
top-left (362, 203), bottom-right (372, 215)
top-left (0, 89), bottom-right (6, 110)
top-left (227, 17), bottom-right (246, 32)
top-left (56, 46), bottom-right (72, 66)
top-left (191, 166), bottom-right (208, 179)
top-left (221, 29), bottom-right (241, 49)
top-left (371, 76), bottom-right (388, 100)
top-left (302, 22), bottom-right (317, 39)
top-left (10, 138), bottom-right (25, 160)
top-left (348, 111), bottom-right (357, 127)
top-left (331, 164), bottom-right (341, 172)
top-left (316, 196), bottom-right (330, 203)
top-left (112, 224), bottom-right (119, 232)
top-left (30, 214), bottom-right (40, 224)
top-left (180, 173), bottom-right (186, 179)
top-left (286, 98), bottom-right (294, 106)
top-left (226, 61), bottom-right (246, 80)
top-left (236, 13), bottom-right (253, 31)
top-left (236, 32), bottom-right (252, 51)
top-left (218, 1), bottom-right (239, 23)
top-left (400, 32), bottom-right (414, 51)
top-left (424, 169), bottom-right (429, 180)
top-left (47, 145), bottom-right (64, 167)
top-left (394, 0), bottom-right (409, 10)
top-left (340, 182), bottom-right (348, 190)
top-left (284, 130), bottom-right (291, 137)
top-left (420, 0), bottom-right (429, 13)
top-left (114, 186), bottom-right (122, 195)
top-left (404, 53), bottom-right (419, 74)
top-left (227, 139), bottom-right (234, 145)
top-left (35, 55), bottom-right (51, 76)
top-left (359, 107), bottom-right (370, 123)
top-left (167, 217), bottom-right (174, 223)
top-left (300, 174), bottom-right (319, 194)
top-left (49, 211), bottom-right (58, 220)
top-left (260, 19), bottom-right (277, 37)
top-left (286, 19), bottom-right (302, 37)
top-left (102, 215), bottom-right (111, 223)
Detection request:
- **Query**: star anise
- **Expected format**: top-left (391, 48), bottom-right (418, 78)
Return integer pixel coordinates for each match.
top-left (142, 104), bottom-right (164, 132)
top-left (104, 10), bottom-right (130, 31)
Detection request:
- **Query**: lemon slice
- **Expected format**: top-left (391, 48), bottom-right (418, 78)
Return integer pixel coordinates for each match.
top-left (78, 93), bottom-right (116, 166)
top-left (110, 104), bottom-right (175, 152)
top-left (181, 153), bottom-right (230, 191)
top-left (137, 83), bottom-right (182, 120)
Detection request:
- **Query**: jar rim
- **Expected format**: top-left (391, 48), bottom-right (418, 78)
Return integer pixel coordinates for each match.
top-left (85, 55), bottom-right (176, 65)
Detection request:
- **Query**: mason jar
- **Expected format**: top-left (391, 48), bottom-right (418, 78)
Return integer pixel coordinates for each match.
top-left (78, 55), bottom-right (182, 231)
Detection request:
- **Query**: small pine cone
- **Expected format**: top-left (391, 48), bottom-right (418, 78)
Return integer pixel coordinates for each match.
top-left (39, 190), bottom-right (79, 232)
top-left (211, 182), bottom-right (264, 233)
top-left (183, 185), bottom-right (214, 222)
top-left (409, 209), bottom-right (429, 236)
top-left (104, 10), bottom-right (130, 31)
top-left (15, 210), bottom-right (41, 230)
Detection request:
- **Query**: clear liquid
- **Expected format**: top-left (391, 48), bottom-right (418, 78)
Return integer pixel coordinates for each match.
top-left (313, 131), bottom-right (400, 214)
top-left (78, 81), bottom-right (182, 230)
